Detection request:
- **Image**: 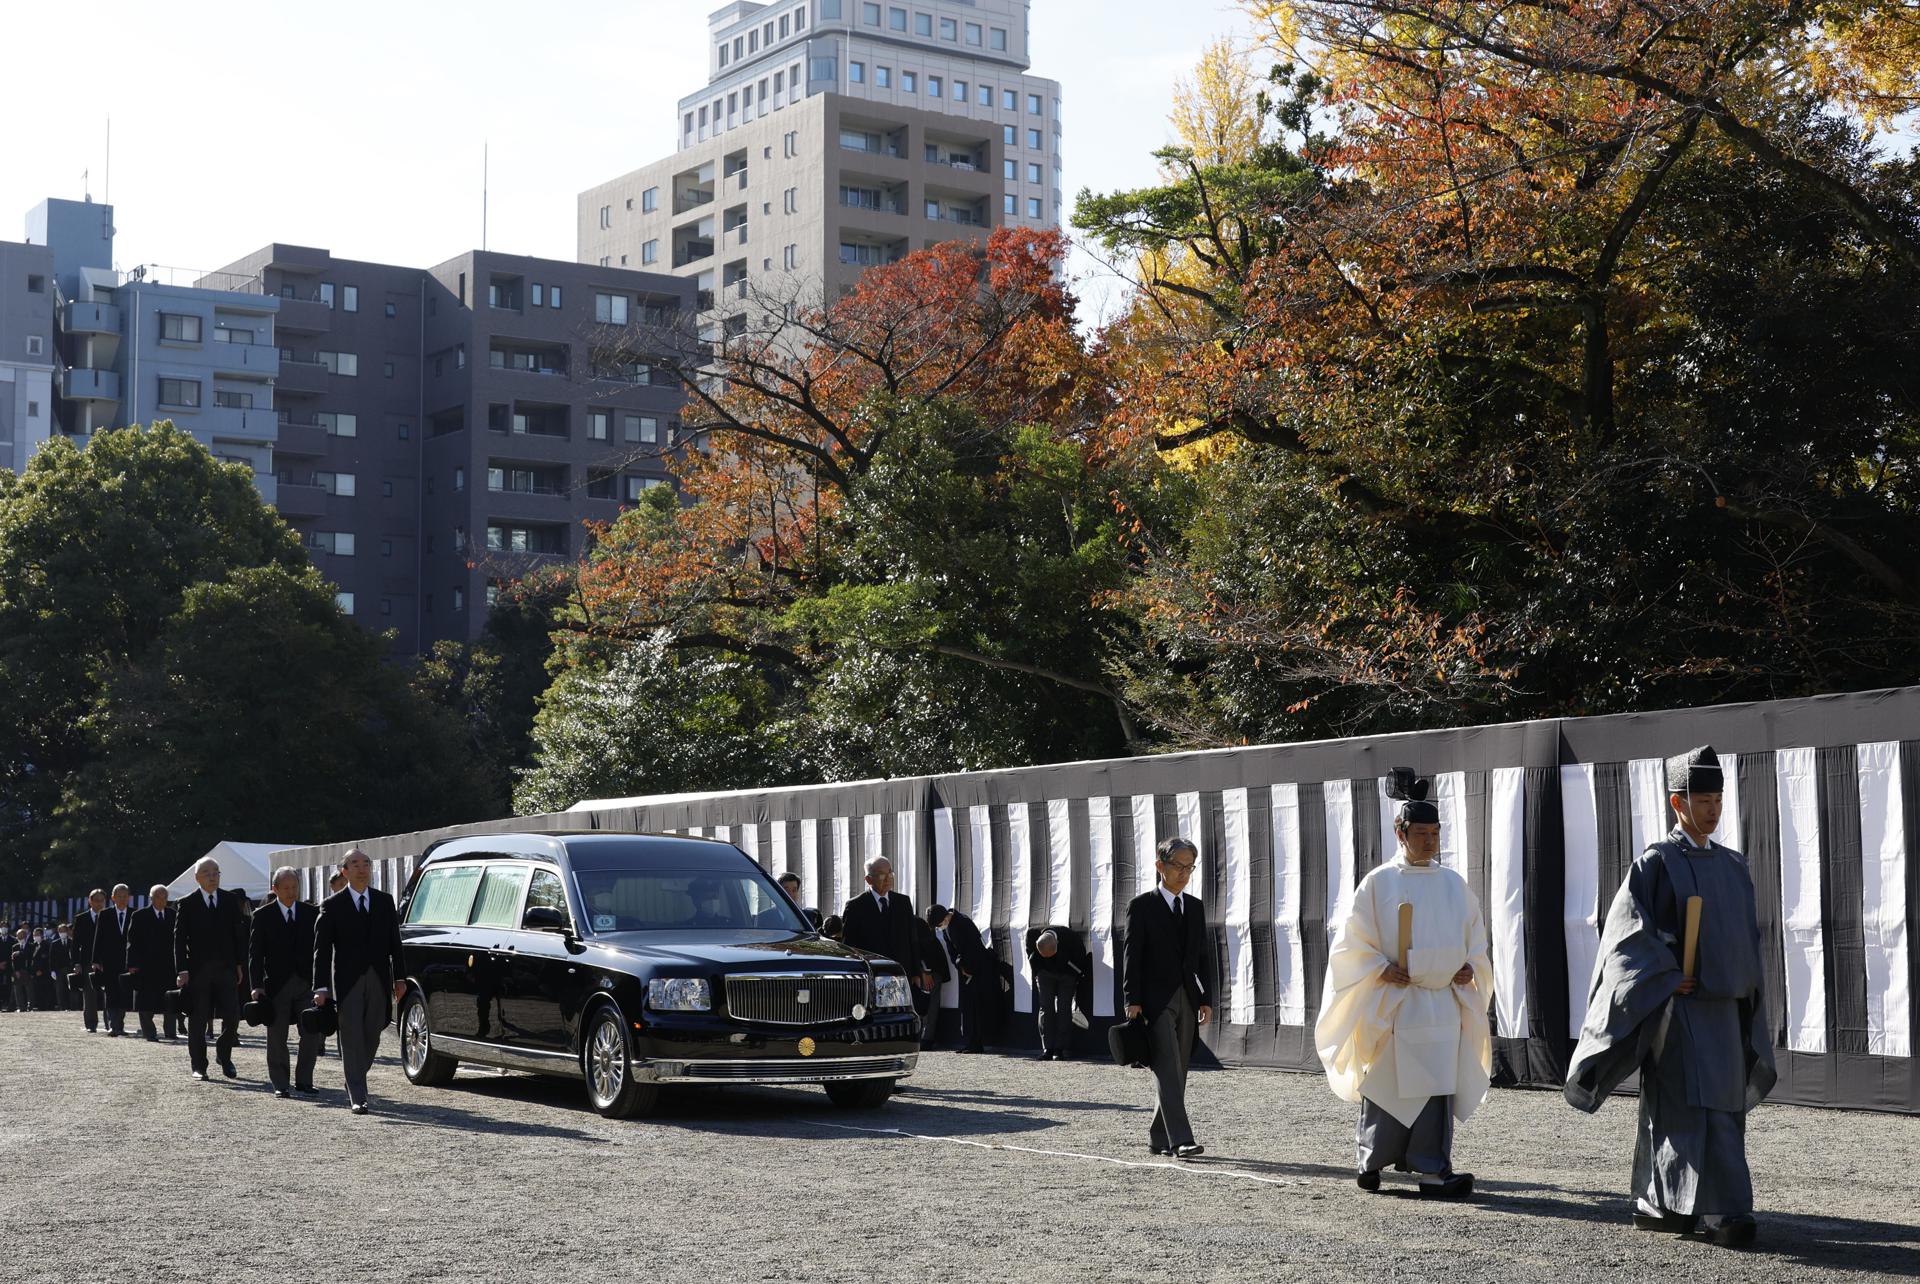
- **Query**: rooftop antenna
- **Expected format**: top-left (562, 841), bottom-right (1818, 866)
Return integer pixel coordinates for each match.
top-left (105, 117), bottom-right (111, 205)
top-left (482, 140), bottom-right (489, 252)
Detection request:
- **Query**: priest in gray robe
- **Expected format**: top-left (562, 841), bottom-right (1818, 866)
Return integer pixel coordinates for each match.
top-left (1565, 745), bottom-right (1775, 1248)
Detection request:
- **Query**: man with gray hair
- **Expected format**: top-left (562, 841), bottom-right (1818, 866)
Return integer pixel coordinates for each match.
top-left (1028, 929), bottom-right (1081, 1060)
top-left (174, 856), bottom-right (248, 1080)
top-left (125, 884), bottom-right (177, 1040)
top-left (313, 849), bottom-right (407, 1114)
top-left (251, 866), bottom-right (321, 1097)
top-left (91, 884), bottom-right (135, 1036)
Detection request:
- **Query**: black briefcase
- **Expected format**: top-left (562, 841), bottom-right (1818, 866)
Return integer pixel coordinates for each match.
top-left (1108, 1016), bottom-right (1151, 1068)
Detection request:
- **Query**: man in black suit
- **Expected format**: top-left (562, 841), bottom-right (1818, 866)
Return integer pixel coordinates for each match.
top-left (1124, 836), bottom-right (1214, 1160)
top-left (89, 885), bottom-right (135, 1036)
top-left (251, 866), bottom-right (321, 1098)
top-left (312, 850), bottom-right (407, 1115)
top-left (124, 885), bottom-right (177, 1041)
top-left (71, 890), bottom-right (106, 1031)
top-left (840, 856), bottom-right (935, 1008)
top-left (928, 904), bottom-right (996, 1052)
top-left (174, 857), bottom-right (249, 1080)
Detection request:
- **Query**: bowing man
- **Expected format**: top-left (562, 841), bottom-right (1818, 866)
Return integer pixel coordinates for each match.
top-left (250, 867), bottom-right (322, 1098)
top-left (1565, 746), bottom-right (1772, 1247)
top-left (1316, 771), bottom-right (1489, 1197)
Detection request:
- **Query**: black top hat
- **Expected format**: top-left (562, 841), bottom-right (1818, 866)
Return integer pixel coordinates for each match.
top-left (298, 1003), bottom-right (337, 1039)
top-left (165, 988), bottom-right (188, 1018)
top-left (1386, 768), bottom-right (1440, 827)
top-left (1665, 745), bottom-right (1723, 795)
top-left (241, 998), bottom-right (271, 1027)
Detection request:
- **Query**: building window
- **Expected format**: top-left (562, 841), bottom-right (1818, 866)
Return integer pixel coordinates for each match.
top-left (954, 79), bottom-right (966, 101)
top-left (335, 592), bottom-right (354, 615)
top-left (26, 335), bottom-right (42, 356)
top-left (595, 292), bottom-right (630, 324)
top-left (381, 538), bottom-right (393, 556)
top-left (398, 422), bottom-right (410, 439)
top-left (820, 0), bottom-right (839, 15)
top-left (861, 1), bottom-right (879, 23)
top-left (1003, 159), bottom-right (1016, 179)
top-left (1004, 124), bottom-right (1016, 145)
top-left (624, 414), bottom-right (659, 444)
top-left (1028, 162), bottom-right (1043, 183)
top-left (1028, 128), bottom-right (1043, 149)
top-left (383, 361), bottom-right (394, 378)
top-left (902, 71), bottom-right (916, 93)
top-left (1027, 197), bottom-right (1044, 218)
top-left (384, 300), bottom-right (397, 318)
top-left (159, 313), bottom-right (202, 343)
top-left (1004, 193), bottom-right (1017, 215)
top-left (26, 400), bottom-right (38, 416)
top-left (599, 205), bottom-right (612, 229)
top-left (213, 390), bottom-right (254, 409)
top-left (849, 60), bottom-right (864, 83)
top-left (1004, 88), bottom-right (1018, 110)
top-left (452, 586), bottom-right (465, 612)
top-left (993, 27), bottom-right (1008, 50)
top-left (642, 240), bottom-right (659, 265)
top-left (532, 283), bottom-right (544, 306)
top-left (380, 598), bottom-right (392, 617)
top-left (888, 6), bottom-right (905, 29)
top-left (315, 471), bottom-right (357, 496)
top-left (343, 285), bottom-right (359, 312)
top-left (382, 481), bottom-right (394, 498)
top-left (927, 74), bottom-right (942, 97)
top-left (642, 186), bottom-right (659, 212)
top-left (453, 467), bottom-right (465, 492)
top-left (26, 274), bottom-right (44, 293)
top-left (876, 66), bottom-right (891, 88)
top-left (978, 83), bottom-right (991, 106)
top-left (966, 21), bottom-right (982, 44)
top-left (589, 411), bottom-right (609, 440)
top-left (158, 378), bottom-right (200, 407)
top-left (783, 243), bottom-right (798, 270)
top-left (915, 11), bottom-right (931, 35)
top-left (794, 4), bottom-right (807, 29)
top-left (779, 13), bottom-right (789, 37)
top-left (317, 351), bottom-right (358, 376)
top-left (318, 412), bottom-right (358, 437)
top-left (321, 283), bottom-right (336, 307)
top-left (311, 531), bottom-right (356, 557)
top-left (719, 44), bottom-right (730, 67)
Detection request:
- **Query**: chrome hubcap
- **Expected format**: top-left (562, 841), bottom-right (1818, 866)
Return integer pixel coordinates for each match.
top-left (589, 1019), bottom-right (624, 1103)
top-left (403, 1004), bottom-right (428, 1074)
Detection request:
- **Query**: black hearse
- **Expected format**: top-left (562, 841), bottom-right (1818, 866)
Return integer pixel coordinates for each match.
top-left (393, 832), bottom-right (919, 1117)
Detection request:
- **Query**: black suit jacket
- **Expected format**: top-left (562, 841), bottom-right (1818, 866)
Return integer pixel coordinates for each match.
top-left (939, 911), bottom-right (996, 981)
top-left (250, 900), bottom-right (319, 995)
top-left (1123, 889), bottom-right (1213, 1019)
top-left (313, 887), bottom-right (405, 999)
top-left (70, 911), bottom-right (99, 975)
top-left (124, 906), bottom-right (172, 977)
top-left (840, 891), bottom-right (930, 974)
top-left (91, 907), bottom-right (132, 975)
top-left (174, 888), bottom-right (249, 975)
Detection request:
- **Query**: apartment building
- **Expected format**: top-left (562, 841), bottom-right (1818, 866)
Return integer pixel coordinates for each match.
top-left (0, 238), bottom-right (56, 474)
top-left (207, 244), bottom-right (693, 651)
top-left (579, 0), bottom-right (1061, 333)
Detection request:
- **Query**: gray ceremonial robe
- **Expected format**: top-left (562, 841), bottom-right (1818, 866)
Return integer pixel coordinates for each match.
top-left (1565, 827), bottom-right (1776, 1218)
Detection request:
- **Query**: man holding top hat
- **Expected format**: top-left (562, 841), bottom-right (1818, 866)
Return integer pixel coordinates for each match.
top-left (1123, 836), bottom-right (1214, 1159)
top-left (312, 850), bottom-right (407, 1115)
top-left (1316, 771), bottom-right (1490, 1197)
top-left (175, 857), bottom-right (249, 1080)
top-left (1565, 746), bottom-right (1773, 1247)
top-left (250, 866), bottom-right (322, 1098)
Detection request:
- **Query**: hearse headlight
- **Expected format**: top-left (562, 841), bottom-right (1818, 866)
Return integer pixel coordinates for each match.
top-left (872, 974), bottom-right (914, 1011)
top-left (647, 978), bottom-right (712, 1011)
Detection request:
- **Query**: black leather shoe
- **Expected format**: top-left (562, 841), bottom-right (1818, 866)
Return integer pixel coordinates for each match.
top-left (294, 1084), bottom-right (318, 1095)
top-left (1357, 1171), bottom-right (1381, 1191)
top-left (219, 1060), bottom-right (237, 1079)
top-left (1174, 1143), bottom-right (1205, 1159)
top-left (1420, 1170), bottom-right (1473, 1198)
top-left (350, 1102), bottom-right (370, 1115)
top-left (190, 1070), bottom-right (208, 1081)
top-left (1148, 1145), bottom-right (1171, 1156)
top-left (144, 1033), bottom-right (159, 1042)
top-left (1703, 1215), bottom-right (1758, 1247)
top-left (1632, 1209), bottom-right (1699, 1235)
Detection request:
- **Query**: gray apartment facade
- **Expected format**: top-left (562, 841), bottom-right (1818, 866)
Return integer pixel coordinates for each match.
top-left (209, 244), bottom-right (692, 651)
top-left (0, 239), bottom-right (56, 474)
top-left (579, 0), bottom-right (1061, 332)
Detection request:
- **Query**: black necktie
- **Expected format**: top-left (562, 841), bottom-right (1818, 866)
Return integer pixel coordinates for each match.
top-left (878, 896), bottom-right (887, 916)
top-left (357, 894), bottom-right (367, 914)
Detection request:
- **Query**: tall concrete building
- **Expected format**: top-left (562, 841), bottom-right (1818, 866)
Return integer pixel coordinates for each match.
top-left (0, 199), bottom-right (280, 489)
top-left (578, 0), bottom-right (1061, 333)
top-left (207, 244), bottom-right (693, 651)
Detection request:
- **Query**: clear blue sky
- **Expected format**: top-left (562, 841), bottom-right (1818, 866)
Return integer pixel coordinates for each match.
top-left (0, 0), bottom-right (1256, 325)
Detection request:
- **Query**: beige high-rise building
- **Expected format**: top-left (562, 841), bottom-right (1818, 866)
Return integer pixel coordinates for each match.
top-left (578, 0), bottom-right (1062, 336)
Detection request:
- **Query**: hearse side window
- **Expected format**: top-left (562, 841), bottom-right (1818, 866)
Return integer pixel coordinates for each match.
top-left (408, 866), bottom-right (484, 925)
top-left (525, 868), bottom-right (572, 930)
top-left (469, 865), bottom-right (532, 928)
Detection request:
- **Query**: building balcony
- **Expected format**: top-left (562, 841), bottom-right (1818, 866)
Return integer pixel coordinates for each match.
top-left (201, 407), bottom-right (280, 445)
top-left (62, 300), bottom-right (121, 336)
top-left (273, 422), bottom-right (329, 457)
top-left (674, 240), bottom-right (715, 268)
top-left (274, 296), bottom-right (332, 334)
top-left (275, 359), bottom-right (327, 396)
top-left (62, 367), bottom-right (120, 403)
top-left (273, 482), bottom-right (326, 518)
top-left (208, 340), bottom-right (280, 381)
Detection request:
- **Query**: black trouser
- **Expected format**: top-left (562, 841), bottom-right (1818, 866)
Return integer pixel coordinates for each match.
top-left (956, 974), bottom-right (995, 1049)
top-left (82, 973), bottom-right (100, 1029)
top-left (134, 979), bottom-right (177, 1039)
top-left (98, 969), bottom-right (127, 1032)
top-left (186, 963), bottom-right (240, 1072)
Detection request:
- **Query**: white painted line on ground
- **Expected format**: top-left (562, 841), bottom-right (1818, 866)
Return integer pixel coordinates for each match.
top-left (809, 1120), bottom-right (1305, 1187)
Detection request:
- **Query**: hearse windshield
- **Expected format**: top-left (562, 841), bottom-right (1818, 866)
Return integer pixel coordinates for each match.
top-left (575, 868), bottom-right (810, 934)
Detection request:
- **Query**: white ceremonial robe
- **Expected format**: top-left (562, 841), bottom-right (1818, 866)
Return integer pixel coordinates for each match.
top-left (1315, 855), bottom-right (1494, 1128)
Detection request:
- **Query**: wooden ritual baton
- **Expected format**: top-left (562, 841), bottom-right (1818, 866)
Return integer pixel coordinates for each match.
top-left (1682, 895), bottom-right (1703, 979)
top-left (1397, 902), bottom-right (1413, 971)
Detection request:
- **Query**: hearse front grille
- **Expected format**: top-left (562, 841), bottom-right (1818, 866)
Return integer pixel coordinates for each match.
top-left (725, 973), bottom-right (867, 1024)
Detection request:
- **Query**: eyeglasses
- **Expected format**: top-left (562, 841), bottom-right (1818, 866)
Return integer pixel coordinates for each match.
top-left (1161, 859), bottom-right (1196, 874)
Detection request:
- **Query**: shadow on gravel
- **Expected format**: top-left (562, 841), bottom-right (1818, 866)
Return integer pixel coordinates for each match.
top-left (356, 1095), bottom-right (612, 1144)
top-left (1756, 1212), bottom-right (1920, 1278)
top-left (1183, 1155), bottom-right (1360, 1182)
top-left (884, 1084), bottom-right (1141, 1114)
top-left (659, 1085), bottom-right (1064, 1139)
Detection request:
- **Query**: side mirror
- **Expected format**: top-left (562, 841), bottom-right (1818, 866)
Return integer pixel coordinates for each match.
top-left (523, 906), bottom-right (569, 933)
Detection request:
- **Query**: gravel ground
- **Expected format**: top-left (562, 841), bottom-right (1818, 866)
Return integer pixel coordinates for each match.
top-left (0, 1011), bottom-right (1913, 1283)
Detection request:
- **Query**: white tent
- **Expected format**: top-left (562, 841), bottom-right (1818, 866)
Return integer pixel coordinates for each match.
top-left (165, 841), bottom-right (299, 900)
